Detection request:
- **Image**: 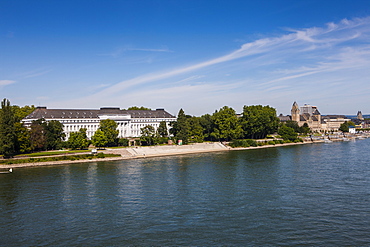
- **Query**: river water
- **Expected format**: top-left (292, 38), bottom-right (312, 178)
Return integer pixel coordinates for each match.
top-left (1, 139), bottom-right (370, 246)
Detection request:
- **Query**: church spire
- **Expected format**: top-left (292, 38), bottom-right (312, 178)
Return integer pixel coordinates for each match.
top-left (357, 111), bottom-right (364, 120)
top-left (291, 101), bottom-right (300, 122)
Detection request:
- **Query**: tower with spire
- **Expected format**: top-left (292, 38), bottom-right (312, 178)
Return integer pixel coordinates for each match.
top-left (357, 111), bottom-right (364, 120)
top-left (291, 101), bottom-right (300, 122)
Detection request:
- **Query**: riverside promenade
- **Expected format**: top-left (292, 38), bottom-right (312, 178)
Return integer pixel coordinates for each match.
top-left (0, 143), bottom-right (228, 169)
top-left (2, 135), bottom-right (369, 169)
top-left (103, 142), bottom-right (228, 158)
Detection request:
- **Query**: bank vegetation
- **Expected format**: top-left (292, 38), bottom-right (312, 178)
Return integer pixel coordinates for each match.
top-left (1, 98), bottom-right (310, 159)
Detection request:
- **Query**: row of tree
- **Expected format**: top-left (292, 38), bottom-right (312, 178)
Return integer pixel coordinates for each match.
top-left (170, 105), bottom-right (284, 145)
top-left (0, 99), bottom-right (36, 158)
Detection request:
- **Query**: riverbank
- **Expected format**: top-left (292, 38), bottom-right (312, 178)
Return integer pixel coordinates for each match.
top-left (0, 138), bottom-right (363, 169)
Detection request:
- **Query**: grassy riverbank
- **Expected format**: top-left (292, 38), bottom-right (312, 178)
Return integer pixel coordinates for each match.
top-left (0, 153), bottom-right (120, 165)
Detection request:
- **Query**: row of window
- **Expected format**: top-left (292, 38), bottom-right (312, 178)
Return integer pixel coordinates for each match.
top-left (60, 119), bottom-right (99, 123)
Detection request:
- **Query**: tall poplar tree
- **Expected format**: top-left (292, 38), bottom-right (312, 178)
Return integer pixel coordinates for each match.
top-left (174, 109), bottom-right (189, 144)
top-left (199, 114), bottom-right (214, 141)
top-left (0, 99), bottom-right (17, 158)
top-left (188, 117), bottom-right (204, 143)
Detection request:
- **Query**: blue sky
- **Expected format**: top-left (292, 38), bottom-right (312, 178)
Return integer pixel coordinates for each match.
top-left (1, 0), bottom-right (370, 116)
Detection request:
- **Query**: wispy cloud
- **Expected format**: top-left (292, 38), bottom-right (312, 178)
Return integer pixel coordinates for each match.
top-left (0, 80), bottom-right (15, 87)
top-left (58, 16), bottom-right (370, 115)
top-left (88, 83), bottom-right (111, 92)
top-left (100, 46), bottom-right (173, 57)
top-left (95, 17), bottom-right (369, 92)
top-left (17, 68), bottom-right (52, 79)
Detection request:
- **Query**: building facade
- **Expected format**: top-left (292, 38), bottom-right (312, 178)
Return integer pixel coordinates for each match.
top-left (22, 107), bottom-right (177, 140)
top-left (279, 102), bottom-right (351, 132)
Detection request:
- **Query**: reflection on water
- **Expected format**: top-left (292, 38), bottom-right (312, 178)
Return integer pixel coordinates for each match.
top-left (1, 139), bottom-right (370, 246)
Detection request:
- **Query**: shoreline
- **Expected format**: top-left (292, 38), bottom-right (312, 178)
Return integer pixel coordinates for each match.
top-left (0, 139), bottom-right (354, 169)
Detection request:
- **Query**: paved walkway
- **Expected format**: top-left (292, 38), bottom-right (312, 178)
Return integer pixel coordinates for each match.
top-left (103, 142), bottom-right (228, 158)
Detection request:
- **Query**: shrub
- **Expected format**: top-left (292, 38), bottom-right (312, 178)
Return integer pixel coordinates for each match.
top-left (118, 138), bottom-right (129, 146)
top-left (97, 152), bottom-right (105, 158)
top-left (229, 139), bottom-right (257, 148)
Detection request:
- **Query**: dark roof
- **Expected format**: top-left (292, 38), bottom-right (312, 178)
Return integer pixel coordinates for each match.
top-left (301, 113), bottom-right (311, 121)
top-left (313, 109), bottom-right (320, 115)
top-left (121, 109), bottom-right (175, 118)
top-left (299, 113), bottom-right (320, 122)
top-left (278, 114), bottom-right (291, 121)
top-left (24, 107), bottom-right (175, 120)
top-left (322, 115), bottom-right (347, 119)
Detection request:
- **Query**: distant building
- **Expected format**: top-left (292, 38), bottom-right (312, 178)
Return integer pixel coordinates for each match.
top-left (22, 107), bottom-right (176, 140)
top-left (362, 120), bottom-right (370, 129)
top-left (357, 111), bottom-right (364, 120)
top-left (291, 102), bottom-right (322, 132)
top-left (353, 111), bottom-right (370, 129)
top-left (321, 115), bottom-right (350, 132)
top-left (279, 102), bottom-right (351, 132)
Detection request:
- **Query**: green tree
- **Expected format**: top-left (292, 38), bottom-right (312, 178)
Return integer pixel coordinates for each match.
top-left (199, 114), bottom-right (214, 141)
top-left (67, 132), bottom-right (79, 150)
top-left (12, 105), bottom-right (36, 122)
top-left (67, 128), bottom-right (89, 150)
top-left (29, 119), bottom-right (65, 151)
top-left (299, 123), bottom-right (311, 134)
top-left (284, 121), bottom-right (311, 134)
top-left (169, 121), bottom-right (178, 136)
top-left (14, 122), bottom-right (32, 154)
top-left (278, 125), bottom-right (298, 141)
top-left (99, 119), bottom-right (119, 146)
top-left (44, 120), bottom-right (65, 150)
top-left (91, 129), bottom-right (108, 149)
top-left (339, 121), bottom-right (355, 132)
top-left (30, 119), bottom-right (46, 151)
top-left (211, 106), bottom-right (242, 141)
top-left (284, 120), bottom-right (300, 133)
top-left (188, 117), bottom-right (204, 143)
top-left (173, 109), bottom-right (189, 144)
top-left (126, 106), bottom-right (151, 110)
top-left (4, 104), bottom-right (35, 154)
top-left (118, 138), bottom-right (129, 146)
top-left (0, 99), bottom-right (17, 158)
top-left (140, 125), bottom-right (156, 146)
top-left (241, 105), bottom-right (280, 139)
top-left (157, 121), bottom-right (168, 137)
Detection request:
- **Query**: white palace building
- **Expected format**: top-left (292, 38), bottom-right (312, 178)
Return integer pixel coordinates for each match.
top-left (22, 107), bottom-right (177, 140)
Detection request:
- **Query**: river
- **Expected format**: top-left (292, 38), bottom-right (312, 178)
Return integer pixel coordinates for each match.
top-left (1, 139), bottom-right (370, 246)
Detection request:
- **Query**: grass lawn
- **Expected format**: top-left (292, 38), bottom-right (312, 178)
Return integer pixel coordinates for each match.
top-left (15, 149), bottom-right (91, 157)
top-left (1, 153), bottom-right (121, 165)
